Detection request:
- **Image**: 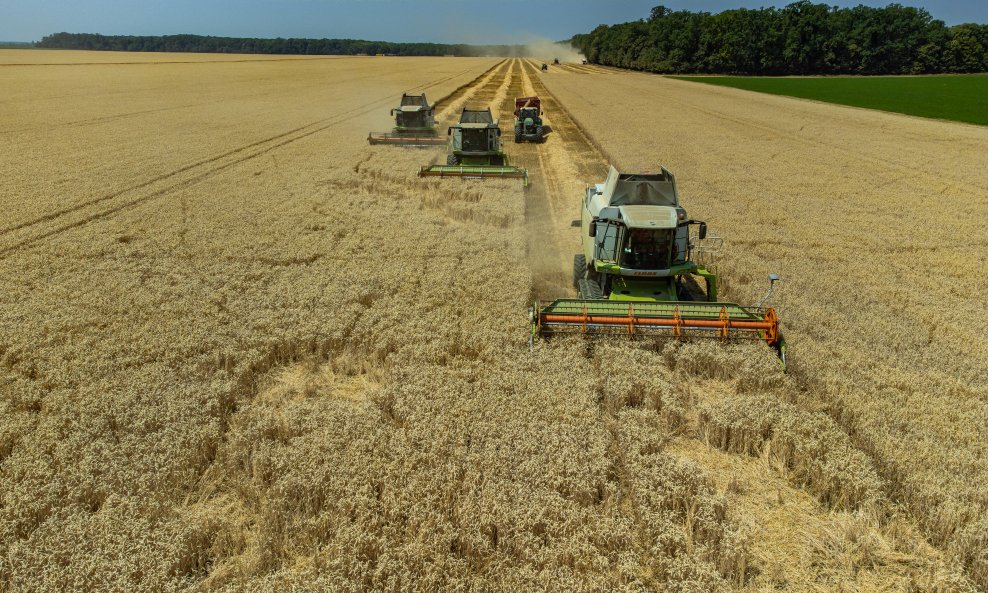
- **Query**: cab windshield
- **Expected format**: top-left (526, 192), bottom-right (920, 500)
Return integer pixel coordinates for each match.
top-left (621, 228), bottom-right (674, 269)
top-left (460, 128), bottom-right (489, 152)
top-left (399, 110), bottom-right (428, 128)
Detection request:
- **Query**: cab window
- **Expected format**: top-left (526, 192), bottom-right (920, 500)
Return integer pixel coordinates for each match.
top-left (622, 229), bottom-right (674, 269)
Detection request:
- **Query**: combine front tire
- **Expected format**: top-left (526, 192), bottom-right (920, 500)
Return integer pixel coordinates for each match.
top-left (573, 254), bottom-right (586, 288)
top-left (578, 278), bottom-right (602, 300)
top-left (677, 275), bottom-right (705, 301)
top-left (446, 154), bottom-right (459, 166)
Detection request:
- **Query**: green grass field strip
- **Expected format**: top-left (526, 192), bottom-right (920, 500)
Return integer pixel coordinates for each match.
top-left (670, 75), bottom-right (988, 126)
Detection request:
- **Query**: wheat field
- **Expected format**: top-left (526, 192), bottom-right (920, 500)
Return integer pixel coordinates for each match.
top-left (0, 51), bottom-right (985, 592)
top-left (539, 60), bottom-right (988, 590)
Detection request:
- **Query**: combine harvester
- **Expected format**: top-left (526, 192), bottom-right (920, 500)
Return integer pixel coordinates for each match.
top-left (513, 96), bottom-right (545, 143)
top-left (368, 93), bottom-right (445, 146)
top-left (419, 107), bottom-right (528, 186)
top-left (531, 166), bottom-right (786, 365)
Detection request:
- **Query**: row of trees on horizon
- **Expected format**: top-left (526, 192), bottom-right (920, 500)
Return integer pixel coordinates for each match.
top-left (571, 2), bottom-right (988, 74)
top-left (32, 2), bottom-right (988, 75)
top-left (35, 33), bottom-right (523, 58)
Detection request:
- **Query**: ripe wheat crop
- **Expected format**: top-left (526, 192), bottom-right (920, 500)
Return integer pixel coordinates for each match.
top-left (0, 52), bottom-right (982, 592)
top-left (538, 64), bottom-right (988, 590)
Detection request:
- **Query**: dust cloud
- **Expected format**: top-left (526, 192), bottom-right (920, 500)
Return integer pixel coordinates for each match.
top-left (518, 38), bottom-right (585, 62)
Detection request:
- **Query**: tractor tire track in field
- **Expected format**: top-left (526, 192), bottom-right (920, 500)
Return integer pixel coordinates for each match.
top-left (511, 59), bottom-right (609, 302)
top-left (522, 59), bottom-right (625, 171)
top-left (434, 60), bottom-right (511, 122)
top-left (510, 60), bottom-right (755, 585)
top-left (0, 61), bottom-right (505, 259)
top-left (0, 102), bottom-right (220, 135)
top-left (413, 57), bottom-right (582, 295)
top-left (502, 60), bottom-right (569, 302)
top-left (549, 62), bottom-right (622, 76)
top-left (0, 69), bottom-right (395, 136)
top-left (0, 56), bottom-right (353, 67)
top-left (444, 57), bottom-right (611, 300)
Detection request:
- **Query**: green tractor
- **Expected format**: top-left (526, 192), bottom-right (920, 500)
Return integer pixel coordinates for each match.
top-left (531, 166), bottom-right (786, 364)
top-left (419, 107), bottom-right (528, 185)
top-left (513, 96), bottom-right (545, 143)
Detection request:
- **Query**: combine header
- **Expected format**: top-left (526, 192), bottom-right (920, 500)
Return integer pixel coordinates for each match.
top-left (368, 93), bottom-right (445, 146)
top-left (531, 166), bottom-right (785, 364)
top-left (419, 107), bottom-right (528, 186)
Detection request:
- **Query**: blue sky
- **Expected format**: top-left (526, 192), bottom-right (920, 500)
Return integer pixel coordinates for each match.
top-left (1, 0), bottom-right (985, 43)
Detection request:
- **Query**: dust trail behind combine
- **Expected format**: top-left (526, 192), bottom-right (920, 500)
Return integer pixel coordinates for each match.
top-left (491, 59), bottom-right (610, 302)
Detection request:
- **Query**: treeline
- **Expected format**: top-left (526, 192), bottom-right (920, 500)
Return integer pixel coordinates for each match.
top-left (572, 2), bottom-right (988, 74)
top-left (36, 32), bottom-right (518, 57)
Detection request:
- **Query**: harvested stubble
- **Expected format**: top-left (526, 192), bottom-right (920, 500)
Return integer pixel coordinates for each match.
top-left (537, 65), bottom-right (988, 590)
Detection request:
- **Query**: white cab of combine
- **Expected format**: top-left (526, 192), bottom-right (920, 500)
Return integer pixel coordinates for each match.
top-left (581, 166), bottom-right (692, 273)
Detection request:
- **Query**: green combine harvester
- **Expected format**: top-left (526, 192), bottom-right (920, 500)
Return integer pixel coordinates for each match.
top-left (531, 166), bottom-right (786, 365)
top-left (419, 107), bottom-right (528, 186)
top-left (368, 93), bottom-right (445, 146)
